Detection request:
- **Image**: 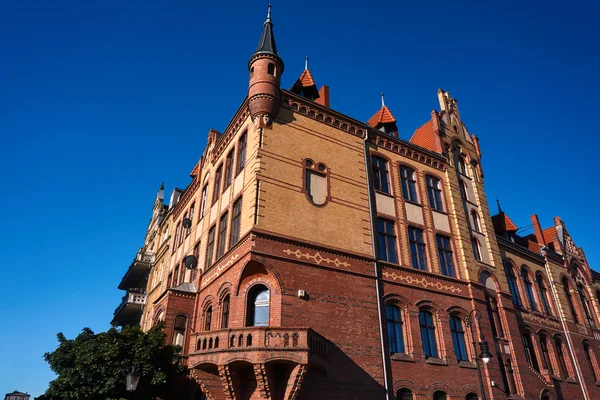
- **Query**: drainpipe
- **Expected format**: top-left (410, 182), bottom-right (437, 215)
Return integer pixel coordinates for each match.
top-left (541, 247), bottom-right (588, 400)
top-left (363, 125), bottom-right (393, 400)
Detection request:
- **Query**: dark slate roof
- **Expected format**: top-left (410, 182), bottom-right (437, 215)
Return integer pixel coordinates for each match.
top-left (255, 5), bottom-right (278, 56)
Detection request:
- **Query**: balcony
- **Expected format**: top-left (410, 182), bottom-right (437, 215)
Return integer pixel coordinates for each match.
top-left (111, 290), bottom-right (147, 327)
top-left (118, 249), bottom-right (155, 290)
top-left (188, 326), bottom-right (328, 368)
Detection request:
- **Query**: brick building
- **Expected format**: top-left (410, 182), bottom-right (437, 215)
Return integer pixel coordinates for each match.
top-left (111, 6), bottom-right (600, 400)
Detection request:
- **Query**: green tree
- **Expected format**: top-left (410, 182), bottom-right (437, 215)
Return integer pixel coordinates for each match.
top-left (40, 324), bottom-right (187, 400)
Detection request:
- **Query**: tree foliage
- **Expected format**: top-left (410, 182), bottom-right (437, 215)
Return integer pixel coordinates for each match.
top-left (40, 323), bottom-right (187, 400)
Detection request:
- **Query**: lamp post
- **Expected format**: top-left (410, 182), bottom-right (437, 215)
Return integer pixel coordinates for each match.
top-left (126, 367), bottom-right (140, 392)
top-left (464, 310), bottom-right (493, 400)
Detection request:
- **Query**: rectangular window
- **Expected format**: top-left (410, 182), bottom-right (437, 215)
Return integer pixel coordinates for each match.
top-left (231, 197), bottom-right (242, 246)
top-left (206, 226), bottom-right (216, 268)
top-left (173, 266), bottom-right (179, 286)
top-left (189, 202), bottom-right (196, 225)
top-left (400, 166), bottom-right (418, 203)
top-left (182, 212), bottom-right (189, 239)
top-left (237, 132), bottom-right (247, 174)
top-left (555, 338), bottom-right (569, 378)
top-left (419, 311), bottom-right (438, 358)
top-left (217, 212), bottom-right (228, 258)
top-left (200, 185), bottom-right (208, 219)
top-left (192, 242), bottom-right (200, 281)
top-left (426, 175), bottom-right (444, 211)
top-left (173, 222), bottom-right (181, 253)
top-left (224, 150), bottom-right (234, 190)
top-left (377, 217), bottom-right (397, 263)
top-left (179, 262), bottom-right (186, 284)
top-left (436, 235), bottom-right (455, 277)
top-left (386, 304), bottom-right (405, 354)
top-left (371, 155), bottom-right (390, 194)
top-left (213, 165), bottom-right (222, 204)
top-left (408, 227), bottom-right (428, 271)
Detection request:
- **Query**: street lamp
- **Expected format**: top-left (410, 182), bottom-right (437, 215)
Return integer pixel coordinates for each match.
top-left (126, 367), bottom-right (140, 392)
top-left (464, 310), bottom-right (494, 400)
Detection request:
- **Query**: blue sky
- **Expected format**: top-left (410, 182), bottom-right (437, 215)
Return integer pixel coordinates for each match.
top-left (1, 0), bottom-right (599, 396)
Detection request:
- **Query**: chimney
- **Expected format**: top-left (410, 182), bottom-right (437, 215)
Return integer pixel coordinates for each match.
top-left (315, 85), bottom-right (330, 108)
top-left (530, 214), bottom-right (545, 245)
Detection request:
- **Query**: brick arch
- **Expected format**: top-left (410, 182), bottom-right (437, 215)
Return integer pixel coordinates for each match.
top-left (392, 379), bottom-right (419, 396)
top-left (201, 294), bottom-right (214, 312)
top-left (217, 281), bottom-right (234, 301)
top-left (235, 258), bottom-right (283, 296)
top-left (383, 293), bottom-right (411, 308)
top-left (425, 381), bottom-right (452, 394)
top-left (461, 384), bottom-right (481, 397)
top-left (478, 267), bottom-right (500, 293)
top-left (153, 307), bottom-right (165, 324)
top-left (446, 305), bottom-right (469, 317)
top-left (415, 299), bottom-right (443, 314)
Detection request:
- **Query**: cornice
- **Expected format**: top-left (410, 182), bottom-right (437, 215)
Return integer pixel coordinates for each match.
top-left (497, 235), bottom-right (546, 263)
top-left (172, 177), bottom-right (202, 220)
top-left (368, 131), bottom-right (446, 171)
top-left (210, 97), bottom-right (250, 165)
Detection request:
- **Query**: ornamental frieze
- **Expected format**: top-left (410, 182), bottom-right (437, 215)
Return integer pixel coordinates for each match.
top-left (201, 253), bottom-right (240, 288)
top-left (520, 311), bottom-right (561, 329)
top-left (382, 270), bottom-right (463, 293)
top-left (282, 248), bottom-right (351, 268)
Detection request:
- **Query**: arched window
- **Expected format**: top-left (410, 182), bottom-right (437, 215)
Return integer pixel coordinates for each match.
top-left (304, 160), bottom-right (328, 206)
top-left (459, 180), bottom-right (469, 200)
top-left (521, 268), bottom-right (538, 311)
top-left (426, 175), bottom-right (444, 211)
top-left (505, 262), bottom-right (522, 307)
top-left (471, 210), bottom-right (481, 232)
top-left (386, 304), bottom-right (405, 354)
top-left (400, 166), bottom-right (418, 202)
top-left (471, 237), bottom-right (482, 261)
top-left (450, 316), bottom-right (468, 361)
top-left (397, 388), bottom-right (413, 400)
top-left (554, 337), bottom-right (570, 378)
top-left (465, 394), bottom-right (478, 400)
top-left (522, 331), bottom-right (540, 372)
top-left (505, 359), bottom-right (517, 394)
top-left (419, 310), bottom-right (438, 359)
top-left (204, 306), bottom-right (212, 331)
top-left (577, 284), bottom-right (596, 328)
top-left (247, 285), bottom-right (270, 326)
top-left (267, 63), bottom-right (275, 76)
top-left (458, 155), bottom-right (469, 177)
top-left (562, 277), bottom-right (578, 322)
top-left (539, 334), bottom-right (553, 374)
top-left (173, 315), bottom-right (187, 349)
top-left (221, 295), bottom-right (230, 329)
top-left (371, 155), bottom-right (390, 194)
top-left (536, 274), bottom-right (553, 315)
top-left (433, 391), bottom-right (447, 400)
top-left (584, 342), bottom-right (600, 381)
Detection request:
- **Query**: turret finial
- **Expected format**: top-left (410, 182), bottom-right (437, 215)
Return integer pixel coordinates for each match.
top-left (305, 56), bottom-right (309, 70)
top-left (266, 4), bottom-right (272, 23)
top-left (381, 93), bottom-right (385, 107)
top-left (497, 198), bottom-right (503, 214)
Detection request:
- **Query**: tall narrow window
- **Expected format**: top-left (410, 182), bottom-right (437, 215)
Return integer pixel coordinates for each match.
top-left (537, 275), bottom-right (552, 315)
top-left (267, 63), bottom-right (275, 75)
top-left (179, 262), bottom-right (185, 284)
top-left (506, 359), bottom-right (517, 394)
top-left (471, 210), bottom-right (481, 232)
top-left (436, 234), bottom-right (455, 277)
top-left (419, 311), bottom-right (438, 358)
top-left (224, 150), bottom-right (234, 190)
top-left (408, 227), bottom-right (428, 271)
top-left (471, 237), bottom-right (482, 261)
top-left (433, 391), bottom-right (447, 400)
top-left (304, 160), bottom-right (328, 206)
top-left (217, 212), bottom-right (228, 259)
top-left (230, 197), bottom-right (242, 246)
top-left (539, 334), bottom-right (553, 374)
top-left (450, 316), bottom-right (468, 361)
top-left (522, 269), bottom-right (538, 311)
top-left (522, 331), bottom-right (540, 372)
top-left (200, 184), bottom-right (208, 218)
top-left (237, 132), bottom-right (247, 174)
top-left (458, 156), bottom-right (469, 176)
top-left (248, 286), bottom-right (269, 327)
top-left (206, 226), bottom-right (216, 268)
top-left (578, 285), bottom-right (596, 328)
top-left (371, 156), bottom-right (390, 194)
top-left (459, 180), bottom-right (469, 200)
top-left (426, 176), bottom-right (444, 211)
top-left (505, 263), bottom-right (522, 306)
top-left (189, 202), bottom-right (196, 225)
top-left (563, 278), bottom-right (578, 322)
top-left (213, 165), bottom-right (222, 204)
top-left (192, 242), bottom-right (200, 281)
top-left (584, 343), bottom-right (599, 381)
top-left (221, 295), bottom-right (230, 329)
top-left (400, 166), bottom-right (418, 203)
top-left (173, 222), bottom-right (181, 252)
top-left (386, 304), bottom-right (405, 354)
top-left (555, 338), bottom-right (569, 378)
top-left (204, 306), bottom-right (212, 331)
top-left (173, 266), bottom-right (180, 286)
top-left (173, 316), bottom-right (187, 349)
top-left (397, 388), bottom-right (413, 400)
top-left (377, 218), bottom-right (398, 263)
top-left (182, 212), bottom-right (189, 239)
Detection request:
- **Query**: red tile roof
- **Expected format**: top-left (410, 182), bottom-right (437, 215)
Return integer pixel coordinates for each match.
top-left (189, 162), bottom-right (199, 178)
top-left (367, 105), bottom-right (396, 127)
top-left (297, 69), bottom-right (316, 87)
top-left (527, 240), bottom-right (543, 254)
top-left (543, 227), bottom-right (557, 244)
top-left (409, 121), bottom-right (437, 152)
top-left (492, 213), bottom-right (518, 233)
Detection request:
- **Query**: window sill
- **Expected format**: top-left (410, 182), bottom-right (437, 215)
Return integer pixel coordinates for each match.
top-left (431, 209), bottom-right (448, 215)
top-left (532, 311), bottom-right (544, 317)
top-left (425, 357), bottom-right (448, 366)
top-left (391, 353), bottom-right (414, 362)
top-left (595, 381), bottom-right (600, 387)
top-left (375, 189), bottom-right (394, 198)
top-left (551, 375), bottom-right (562, 382)
top-left (458, 361), bottom-right (477, 369)
top-left (566, 377), bottom-right (578, 384)
top-left (404, 199), bottom-right (421, 207)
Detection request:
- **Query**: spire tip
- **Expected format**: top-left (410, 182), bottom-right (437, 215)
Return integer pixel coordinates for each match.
top-left (305, 56), bottom-right (309, 70)
top-left (380, 93), bottom-right (385, 107)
